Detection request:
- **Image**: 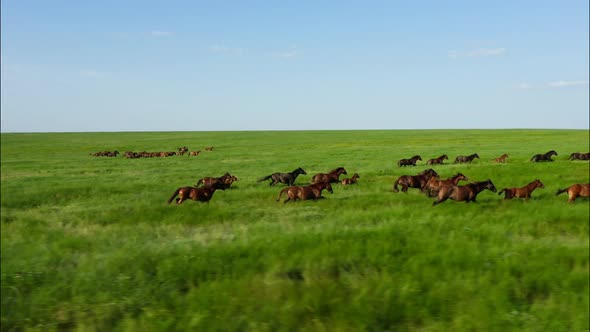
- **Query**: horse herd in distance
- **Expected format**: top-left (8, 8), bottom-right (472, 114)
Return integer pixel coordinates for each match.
top-left (90, 146), bottom-right (214, 158)
top-left (398, 150), bottom-right (590, 166)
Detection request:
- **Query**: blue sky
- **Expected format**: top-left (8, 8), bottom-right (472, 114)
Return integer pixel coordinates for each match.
top-left (1, 1), bottom-right (588, 132)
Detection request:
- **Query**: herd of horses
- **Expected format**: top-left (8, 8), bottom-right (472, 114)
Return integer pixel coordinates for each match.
top-left (90, 146), bottom-right (215, 159)
top-left (166, 148), bottom-right (589, 205)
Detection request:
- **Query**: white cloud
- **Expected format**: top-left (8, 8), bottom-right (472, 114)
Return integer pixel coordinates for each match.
top-left (448, 47), bottom-right (507, 59)
top-left (209, 45), bottom-right (244, 56)
top-left (151, 30), bottom-right (173, 37)
top-left (517, 82), bottom-right (533, 89)
top-left (547, 80), bottom-right (589, 88)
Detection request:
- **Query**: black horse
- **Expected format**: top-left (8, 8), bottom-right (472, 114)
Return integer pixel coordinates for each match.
top-left (568, 152), bottom-right (590, 161)
top-left (258, 167), bottom-right (307, 186)
top-left (454, 153), bottom-right (479, 163)
top-left (530, 150), bottom-right (558, 162)
top-left (398, 155), bottom-right (422, 167)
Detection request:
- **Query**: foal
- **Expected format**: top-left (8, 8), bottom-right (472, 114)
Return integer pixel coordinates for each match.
top-left (341, 173), bottom-right (360, 185)
top-left (493, 154), bottom-right (509, 163)
top-left (498, 179), bottom-right (544, 200)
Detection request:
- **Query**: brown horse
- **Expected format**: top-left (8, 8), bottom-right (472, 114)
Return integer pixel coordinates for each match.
top-left (195, 173), bottom-right (238, 189)
top-left (167, 182), bottom-right (225, 205)
top-left (530, 150), bottom-right (557, 162)
top-left (177, 147), bottom-right (188, 156)
top-left (498, 179), bottom-right (544, 199)
top-left (341, 173), bottom-right (360, 185)
top-left (258, 167), bottom-right (307, 186)
top-left (426, 154), bottom-right (448, 165)
top-left (432, 180), bottom-right (497, 206)
top-left (311, 167), bottom-right (347, 184)
top-left (398, 155), bottom-right (422, 167)
top-left (493, 154), bottom-right (509, 163)
top-left (276, 181), bottom-right (334, 203)
top-left (189, 151), bottom-right (201, 156)
top-left (454, 153), bottom-right (479, 163)
top-left (568, 152), bottom-right (590, 161)
top-left (205, 146), bottom-right (215, 151)
top-left (556, 183), bottom-right (590, 203)
top-left (393, 169), bottom-right (439, 193)
top-left (421, 173), bottom-right (468, 197)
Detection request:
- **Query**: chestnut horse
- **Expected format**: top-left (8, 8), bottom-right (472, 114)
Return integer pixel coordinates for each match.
top-left (454, 153), bottom-right (479, 164)
top-left (568, 152), bottom-right (590, 161)
top-left (421, 173), bottom-right (468, 197)
top-left (258, 167), bottom-right (307, 186)
top-left (189, 151), bottom-right (201, 156)
top-left (393, 169), bottom-right (439, 193)
top-left (556, 183), bottom-right (590, 203)
top-left (195, 173), bottom-right (238, 189)
top-left (398, 155), bottom-right (422, 167)
top-left (276, 181), bottom-right (334, 203)
top-left (498, 179), bottom-right (544, 199)
top-left (341, 173), bottom-right (360, 185)
top-left (311, 167), bottom-right (347, 184)
top-left (493, 154), bottom-right (509, 163)
top-left (432, 180), bottom-right (497, 205)
top-left (426, 154), bottom-right (448, 165)
top-left (530, 150), bottom-right (557, 162)
top-left (167, 182), bottom-right (225, 205)
top-left (205, 146), bottom-right (215, 151)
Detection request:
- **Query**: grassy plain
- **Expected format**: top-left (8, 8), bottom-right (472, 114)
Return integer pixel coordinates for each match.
top-left (1, 129), bottom-right (589, 331)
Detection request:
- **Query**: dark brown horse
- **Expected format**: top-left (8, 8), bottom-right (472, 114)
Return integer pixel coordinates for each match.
top-left (258, 167), bottom-right (307, 186)
top-left (393, 169), bottom-right (439, 193)
top-left (398, 155), bottom-right (422, 167)
top-left (195, 173), bottom-right (238, 189)
top-left (341, 173), bottom-right (360, 185)
top-left (311, 167), bottom-right (347, 184)
top-left (498, 179), bottom-right (544, 199)
top-left (556, 183), bottom-right (590, 203)
top-left (530, 150), bottom-right (557, 162)
top-left (177, 147), bottom-right (188, 156)
top-left (568, 152), bottom-right (590, 161)
top-left (205, 146), bottom-right (215, 151)
top-left (276, 181), bottom-right (334, 203)
top-left (493, 153), bottom-right (509, 163)
top-left (432, 180), bottom-right (497, 206)
top-left (167, 182), bottom-right (226, 205)
top-left (454, 153), bottom-right (479, 163)
top-left (421, 173), bottom-right (468, 197)
top-left (426, 154), bottom-right (448, 165)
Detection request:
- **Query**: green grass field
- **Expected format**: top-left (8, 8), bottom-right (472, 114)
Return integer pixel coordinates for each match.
top-left (1, 129), bottom-right (589, 331)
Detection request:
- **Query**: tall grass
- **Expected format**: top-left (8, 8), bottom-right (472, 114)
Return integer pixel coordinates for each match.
top-left (1, 130), bottom-right (589, 331)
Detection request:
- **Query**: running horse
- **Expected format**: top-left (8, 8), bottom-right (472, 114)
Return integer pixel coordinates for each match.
top-left (393, 169), bottom-right (439, 193)
top-left (556, 183), bottom-right (590, 203)
top-left (276, 181), bottom-right (334, 203)
top-left (454, 153), bottom-right (480, 164)
top-left (530, 150), bottom-right (557, 162)
top-left (311, 167), bottom-right (347, 184)
top-left (195, 173), bottom-right (238, 189)
top-left (493, 154), bottom-right (509, 163)
top-left (341, 173), bottom-right (360, 185)
top-left (421, 173), bottom-right (468, 197)
top-left (426, 154), bottom-right (448, 165)
top-left (568, 152), bottom-right (590, 161)
top-left (432, 180), bottom-right (497, 206)
top-left (498, 179), bottom-right (544, 199)
top-left (257, 167), bottom-right (307, 186)
top-left (167, 181), bottom-right (226, 205)
top-left (398, 155), bottom-right (422, 167)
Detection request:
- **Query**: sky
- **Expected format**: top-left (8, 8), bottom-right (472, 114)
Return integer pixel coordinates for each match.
top-left (1, 0), bottom-right (589, 132)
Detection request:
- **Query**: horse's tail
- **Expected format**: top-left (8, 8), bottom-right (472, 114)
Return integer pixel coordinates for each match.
top-left (426, 160), bottom-right (432, 165)
top-left (498, 188), bottom-right (506, 196)
top-left (568, 153), bottom-right (575, 160)
top-left (393, 179), bottom-right (400, 192)
top-left (257, 175), bottom-right (272, 182)
top-left (530, 155), bottom-right (537, 162)
top-left (276, 188), bottom-right (289, 202)
top-left (167, 188), bottom-right (181, 204)
top-left (397, 160), bottom-right (402, 167)
top-left (555, 188), bottom-right (568, 196)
